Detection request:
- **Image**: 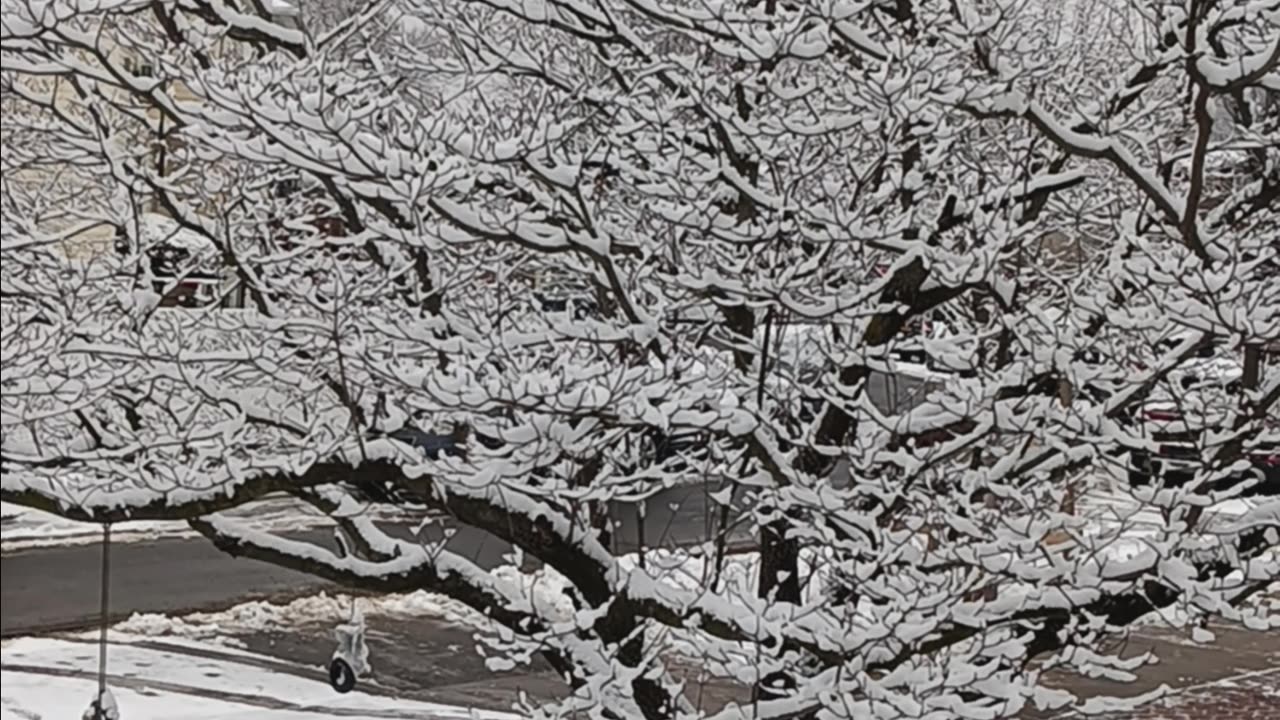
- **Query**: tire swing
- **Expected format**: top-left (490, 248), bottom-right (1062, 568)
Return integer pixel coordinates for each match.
top-left (328, 599), bottom-right (369, 694)
top-left (327, 532), bottom-right (369, 694)
top-left (82, 524), bottom-right (119, 720)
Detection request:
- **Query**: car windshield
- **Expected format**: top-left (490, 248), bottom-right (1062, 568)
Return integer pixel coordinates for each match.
top-left (1157, 337), bottom-right (1219, 359)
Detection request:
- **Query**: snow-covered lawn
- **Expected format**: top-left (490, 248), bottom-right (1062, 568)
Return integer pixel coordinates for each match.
top-left (0, 633), bottom-right (517, 720)
top-left (0, 497), bottom-right (420, 552)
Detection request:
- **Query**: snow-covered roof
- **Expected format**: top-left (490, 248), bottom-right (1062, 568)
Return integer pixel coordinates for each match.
top-left (264, 0), bottom-right (300, 17)
top-left (139, 213), bottom-right (216, 253)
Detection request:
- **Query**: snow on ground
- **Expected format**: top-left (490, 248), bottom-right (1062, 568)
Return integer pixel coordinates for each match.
top-left (2, 500), bottom-right (183, 549)
top-left (0, 497), bottom-right (423, 552)
top-left (1075, 483), bottom-right (1272, 628)
top-left (111, 590), bottom-right (489, 644)
top-left (3, 485), bottom-right (1267, 720)
top-left (0, 634), bottom-right (517, 720)
top-left (1076, 482), bottom-right (1262, 560)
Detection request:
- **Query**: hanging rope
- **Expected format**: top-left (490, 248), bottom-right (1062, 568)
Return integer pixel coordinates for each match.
top-left (329, 595), bottom-right (368, 694)
top-left (83, 523), bottom-right (118, 720)
top-left (98, 522), bottom-right (111, 697)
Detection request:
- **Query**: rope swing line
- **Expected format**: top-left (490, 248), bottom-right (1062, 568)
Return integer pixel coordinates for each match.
top-left (83, 522), bottom-right (116, 720)
top-left (97, 522), bottom-right (111, 698)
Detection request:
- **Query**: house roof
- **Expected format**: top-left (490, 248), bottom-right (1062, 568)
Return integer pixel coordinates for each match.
top-left (139, 213), bottom-right (216, 253)
top-left (264, 0), bottom-right (300, 17)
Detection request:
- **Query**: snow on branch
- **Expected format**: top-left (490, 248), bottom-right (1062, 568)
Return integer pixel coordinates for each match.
top-left (0, 458), bottom-right (406, 523)
top-left (3, 0), bottom-right (1277, 716)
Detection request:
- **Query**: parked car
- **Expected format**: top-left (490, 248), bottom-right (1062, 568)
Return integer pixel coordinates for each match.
top-left (114, 213), bottom-right (241, 308)
top-left (530, 267), bottom-right (599, 319)
top-left (536, 291), bottom-right (599, 319)
top-left (1127, 341), bottom-right (1278, 495)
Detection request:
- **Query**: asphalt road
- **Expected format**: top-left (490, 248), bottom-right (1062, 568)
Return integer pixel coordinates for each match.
top-left (0, 483), bottom-right (754, 637)
top-left (1, 370), bottom-right (927, 637)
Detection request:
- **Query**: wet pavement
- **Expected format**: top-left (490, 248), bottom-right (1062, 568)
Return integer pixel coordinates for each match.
top-left (232, 614), bottom-right (748, 715)
top-left (217, 611), bottom-right (1280, 719)
top-left (1027, 622), bottom-right (1280, 718)
top-left (1078, 669), bottom-right (1278, 719)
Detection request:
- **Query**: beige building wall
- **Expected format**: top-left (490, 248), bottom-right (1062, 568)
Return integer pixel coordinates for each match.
top-left (3, 16), bottom-right (262, 263)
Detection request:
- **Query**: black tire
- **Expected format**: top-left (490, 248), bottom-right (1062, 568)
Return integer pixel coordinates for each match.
top-left (329, 657), bottom-right (356, 693)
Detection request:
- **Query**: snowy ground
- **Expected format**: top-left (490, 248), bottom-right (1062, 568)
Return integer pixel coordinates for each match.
top-left (0, 497), bottom-right (422, 552)
top-left (1075, 484), bottom-right (1262, 544)
top-left (3, 500), bottom-right (1275, 720)
top-left (0, 632), bottom-right (517, 720)
top-left (4, 581), bottom-right (1274, 720)
top-left (110, 590), bottom-right (488, 641)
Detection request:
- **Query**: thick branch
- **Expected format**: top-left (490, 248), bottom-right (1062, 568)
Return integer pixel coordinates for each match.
top-left (0, 459), bottom-right (398, 524)
top-left (188, 515), bottom-right (577, 680)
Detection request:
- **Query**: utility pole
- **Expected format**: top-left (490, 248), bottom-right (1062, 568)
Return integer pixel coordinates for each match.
top-left (1242, 344), bottom-right (1261, 391)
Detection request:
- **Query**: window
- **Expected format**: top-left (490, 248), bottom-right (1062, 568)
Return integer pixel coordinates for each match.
top-left (123, 56), bottom-right (155, 77)
top-left (274, 178), bottom-right (302, 199)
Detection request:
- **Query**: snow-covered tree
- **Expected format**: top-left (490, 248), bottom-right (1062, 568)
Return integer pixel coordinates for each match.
top-left (3, 1), bottom-right (1277, 718)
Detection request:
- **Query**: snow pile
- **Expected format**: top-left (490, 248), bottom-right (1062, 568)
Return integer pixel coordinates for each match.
top-left (110, 579), bottom-right (551, 642)
top-left (112, 592), bottom-right (464, 643)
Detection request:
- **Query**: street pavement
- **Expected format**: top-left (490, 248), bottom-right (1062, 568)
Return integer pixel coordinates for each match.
top-left (0, 483), bottom-right (755, 637)
top-left (2, 530), bottom-right (338, 637)
top-left (1, 368), bottom-right (929, 636)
